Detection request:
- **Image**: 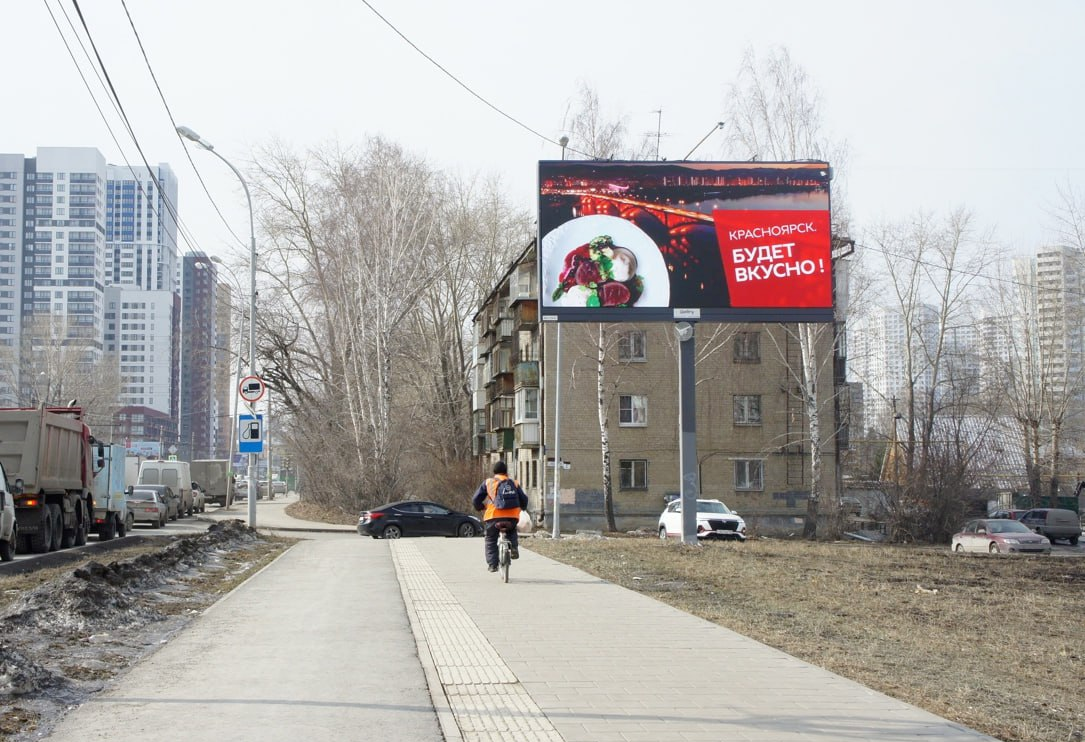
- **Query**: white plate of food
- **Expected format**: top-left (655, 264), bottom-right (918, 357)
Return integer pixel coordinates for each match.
top-left (541, 215), bottom-right (669, 308)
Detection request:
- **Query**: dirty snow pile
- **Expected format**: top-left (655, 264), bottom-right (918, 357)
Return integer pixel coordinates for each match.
top-left (0, 520), bottom-right (274, 738)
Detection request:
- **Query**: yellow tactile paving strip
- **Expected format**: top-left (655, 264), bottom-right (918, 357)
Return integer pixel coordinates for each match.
top-left (392, 541), bottom-right (564, 741)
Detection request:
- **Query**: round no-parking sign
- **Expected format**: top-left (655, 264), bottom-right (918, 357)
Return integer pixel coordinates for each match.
top-left (238, 375), bottom-right (266, 403)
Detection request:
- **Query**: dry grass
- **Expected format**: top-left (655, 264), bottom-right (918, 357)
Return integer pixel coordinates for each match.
top-left (526, 535), bottom-right (1085, 742)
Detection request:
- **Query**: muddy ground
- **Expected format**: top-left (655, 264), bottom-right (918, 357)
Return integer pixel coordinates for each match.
top-left (0, 521), bottom-right (289, 740)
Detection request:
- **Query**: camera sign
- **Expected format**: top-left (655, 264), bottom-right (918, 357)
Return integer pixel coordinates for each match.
top-left (238, 375), bottom-right (266, 403)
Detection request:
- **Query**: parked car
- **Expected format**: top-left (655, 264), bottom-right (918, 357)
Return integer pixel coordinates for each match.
top-left (126, 488), bottom-right (168, 528)
top-left (255, 480), bottom-right (288, 499)
top-left (988, 509), bottom-right (1028, 521)
top-left (190, 483), bottom-right (207, 513)
top-left (134, 484), bottom-right (179, 521)
top-left (1018, 508), bottom-right (1082, 545)
top-left (951, 518), bottom-right (1051, 554)
top-left (357, 501), bottom-right (482, 539)
top-left (658, 498), bottom-right (747, 541)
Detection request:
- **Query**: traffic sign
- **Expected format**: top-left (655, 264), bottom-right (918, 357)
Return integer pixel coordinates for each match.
top-left (239, 375), bottom-right (266, 403)
top-left (238, 414), bottom-right (264, 453)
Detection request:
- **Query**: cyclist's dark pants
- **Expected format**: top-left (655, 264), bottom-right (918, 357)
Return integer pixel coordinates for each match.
top-left (484, 518), bottom-right (519, 568)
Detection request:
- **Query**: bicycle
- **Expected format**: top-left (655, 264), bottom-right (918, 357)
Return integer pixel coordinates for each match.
top-left (496, 521), bottom-right (513, 583)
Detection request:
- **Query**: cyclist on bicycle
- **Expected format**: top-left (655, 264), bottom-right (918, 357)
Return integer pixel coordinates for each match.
top-left (472, 460), bottom-right (528, 572)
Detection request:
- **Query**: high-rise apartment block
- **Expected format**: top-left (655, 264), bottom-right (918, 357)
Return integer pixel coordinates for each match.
top-left (1, 146), bottom-right (232, 456)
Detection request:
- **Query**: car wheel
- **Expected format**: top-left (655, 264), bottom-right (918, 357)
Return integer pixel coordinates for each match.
top-left (382, 525), bottom-right (402, 539)
top-left (457, 522), bottom-right (475, 538)
top-left (954, 543), bottom-right (964, 552)
top-left (152, 517), bottom-right (161, 529)
top-left (1071, 536), bottom-right (1079, 546)
top-left (988, 541), bottom-right (1000, 554)
top-left (658, 526), bottom-right (668, 540)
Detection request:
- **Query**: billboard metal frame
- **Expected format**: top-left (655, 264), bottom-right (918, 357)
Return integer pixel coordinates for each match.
top-left (538, 160), bottom-right (834, 324)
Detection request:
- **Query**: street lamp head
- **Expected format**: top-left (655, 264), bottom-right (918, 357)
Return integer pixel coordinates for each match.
top-left (176, 125), bottom-right (213, 150)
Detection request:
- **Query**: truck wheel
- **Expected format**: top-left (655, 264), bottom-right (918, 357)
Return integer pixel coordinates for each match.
top-left (48, 505), bottom-right (63, 552)
top-left (29, 509), bottom-right (51, 553)
top-left (73, 505), bottom-right (88, 547)
top-left (61, 503), bottom-right (78, 549)
top-left (0, 527), bottom-right (14, 561)
top-left (98, 514), bottom-right (117, 541)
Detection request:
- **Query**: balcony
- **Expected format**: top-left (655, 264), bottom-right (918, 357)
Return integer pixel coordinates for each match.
top-left (516, 421), bottom-right (540, 446)
top-left (473, 389), bottom-right (488, 411)
top-left (514, 300), bottom-right (538, 329)
top-left (488, 375), bottom-right (514, 400)
top-left (489, 406), bottom-right (514, 431)
top-left (514, 361), bottom-right (539, 389)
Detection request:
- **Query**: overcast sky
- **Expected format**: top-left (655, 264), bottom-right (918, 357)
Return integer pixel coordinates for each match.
top-left (4, 1), bottom-right (1083, 267)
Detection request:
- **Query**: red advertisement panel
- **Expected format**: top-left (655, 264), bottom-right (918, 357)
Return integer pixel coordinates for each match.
top-left (713, 209), bottom-right (832, 308)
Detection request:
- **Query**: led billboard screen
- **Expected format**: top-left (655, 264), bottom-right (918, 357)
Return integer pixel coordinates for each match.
top-left (538, 161), bottom-right (834, 323)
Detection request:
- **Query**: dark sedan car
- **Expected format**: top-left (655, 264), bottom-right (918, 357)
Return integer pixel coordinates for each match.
top-left (358, 500), bottom-right (481, 539)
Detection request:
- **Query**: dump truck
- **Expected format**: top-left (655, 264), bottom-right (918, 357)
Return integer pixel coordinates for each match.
top-left (0, 405), bottom-right (96, 553)
top-left (191, 459), bottom-right (232, 506)
top-left (91, 443), bottom-right (131, 540)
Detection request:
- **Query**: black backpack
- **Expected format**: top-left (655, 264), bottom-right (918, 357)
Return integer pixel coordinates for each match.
top-left (492, 478), bottom-right (520, 509)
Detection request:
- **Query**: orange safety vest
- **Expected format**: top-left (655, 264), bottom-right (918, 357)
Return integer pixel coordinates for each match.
top-left (482, 475), bottom-right (522, 521)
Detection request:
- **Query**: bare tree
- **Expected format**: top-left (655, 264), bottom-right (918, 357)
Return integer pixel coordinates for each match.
top-left (250, 138), bottom-right (528, 512)
top-left (868, 209), bottom-right (999, 540)
top-left (724, 45), bottom-right (849, 537)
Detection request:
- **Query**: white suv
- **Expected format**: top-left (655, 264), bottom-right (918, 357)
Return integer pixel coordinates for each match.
top-left (658, 498), bottom-right (747, 541)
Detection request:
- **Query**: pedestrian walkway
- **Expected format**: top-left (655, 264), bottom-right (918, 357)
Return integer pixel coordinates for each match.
top-left (393, 538), bottom-right (996, 742)
top-left (43, 505), bottom-right (998, 741)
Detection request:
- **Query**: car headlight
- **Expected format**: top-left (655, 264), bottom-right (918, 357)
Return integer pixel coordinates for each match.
top-left (1002, 538), bottom-right (1020, 544)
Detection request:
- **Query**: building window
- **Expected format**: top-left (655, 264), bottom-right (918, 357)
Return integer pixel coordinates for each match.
top-left (733, 395), bottom-right (762, 425)
top-left (734, 331), bottom-right (760, 363)
top-left (618, 330), bottom-right (647, 362)
top-left (619, 395), bottom-right (647, 426)
top-left (734, 459), bottom-right (764, 491)
top-left (619, 459), bottom-right (648, 489)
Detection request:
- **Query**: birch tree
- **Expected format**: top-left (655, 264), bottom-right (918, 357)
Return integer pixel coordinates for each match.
top-left (724, 46), bottom-right (849, 537)
top-left (868, 209), bottom-right (997, 539)
top-left (251, 138), bottom-right (527, 511)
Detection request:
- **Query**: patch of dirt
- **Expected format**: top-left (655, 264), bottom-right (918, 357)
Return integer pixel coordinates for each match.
top-left (527, 535), bottom-right (1085, 742)
top-left (0, 520), bottom-right (291, 740)
top-left (284, 499), bottom-right (356, 526)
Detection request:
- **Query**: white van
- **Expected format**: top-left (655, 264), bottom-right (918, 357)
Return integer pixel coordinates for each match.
top-left (137, 460), bottom-right (194, 517)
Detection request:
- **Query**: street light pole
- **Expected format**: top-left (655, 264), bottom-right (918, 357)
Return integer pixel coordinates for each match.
top-left (178, 125), bottom-right (259, 529)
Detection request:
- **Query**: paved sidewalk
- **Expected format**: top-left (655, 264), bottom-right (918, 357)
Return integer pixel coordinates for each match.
top-left (393, 538), bottom-right (997, 742)
top-left (42, 507), bottom-right (999, 741)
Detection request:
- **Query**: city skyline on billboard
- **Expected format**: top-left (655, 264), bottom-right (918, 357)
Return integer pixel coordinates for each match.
top-left (538, 161), bottom-right (834, 323)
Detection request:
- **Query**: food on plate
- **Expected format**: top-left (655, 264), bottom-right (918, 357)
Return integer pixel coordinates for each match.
top-left (551, 235), bottom-right (644, 307)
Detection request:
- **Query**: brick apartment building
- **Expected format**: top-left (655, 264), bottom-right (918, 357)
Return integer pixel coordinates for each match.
top-left (473, 241), bottom-right (845, 534)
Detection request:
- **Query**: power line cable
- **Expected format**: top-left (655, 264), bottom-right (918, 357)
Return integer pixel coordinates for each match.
top-left (48, 0), bottom-right (195, 260)
top-left (358, 0), bottom-right (593, 159)
top-left (69, 0), bottom-right (202, 257)
top-left (119, 0), bottom-right (247, 250)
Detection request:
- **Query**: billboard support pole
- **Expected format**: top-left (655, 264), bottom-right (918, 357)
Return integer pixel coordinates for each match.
top-left (676, 322), bottom-right (699, 544)
top-left (551, 322), bottom-right (562, 539)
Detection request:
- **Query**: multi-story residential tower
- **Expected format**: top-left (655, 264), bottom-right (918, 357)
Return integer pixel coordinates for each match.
top-left (179, 253), bottom-right (220, 460)
top-left (848, 304), bottom-right (939, 429)
top-left (0, 148), bottom-right (109, 405)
